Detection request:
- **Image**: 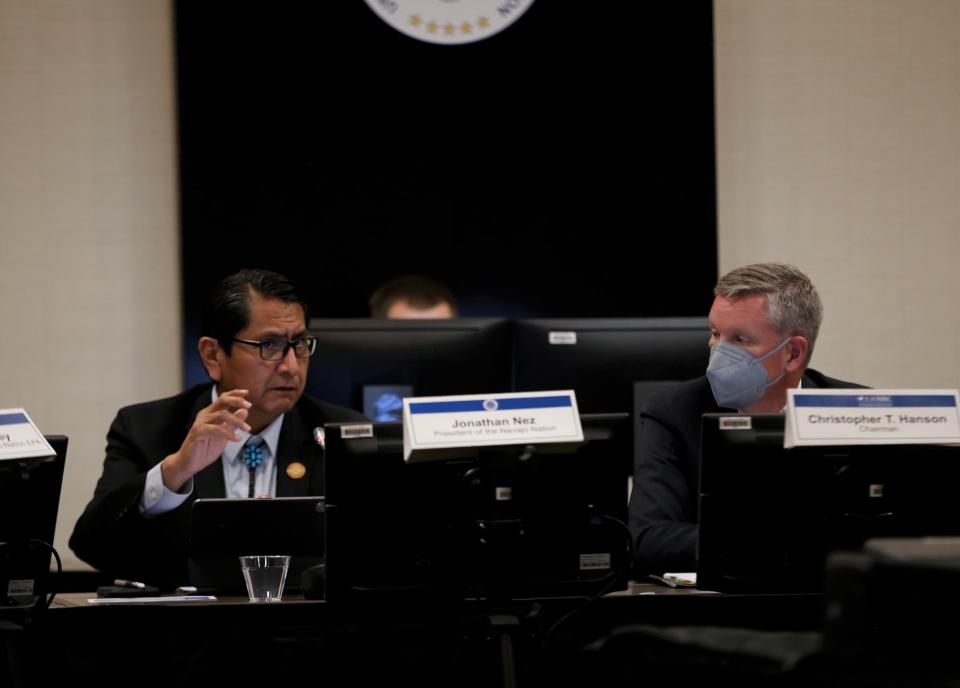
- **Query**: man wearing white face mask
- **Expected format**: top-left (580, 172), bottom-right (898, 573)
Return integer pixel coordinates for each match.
top-left (628, 263), bottom-right (864, 575)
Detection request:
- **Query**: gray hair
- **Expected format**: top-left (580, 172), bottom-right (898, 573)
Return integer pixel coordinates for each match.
top-left (714, 263), bottom-right (823, 360)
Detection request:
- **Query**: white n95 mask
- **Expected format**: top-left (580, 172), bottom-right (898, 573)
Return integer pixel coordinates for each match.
top-left (706, 338), bottom-right (790, 409)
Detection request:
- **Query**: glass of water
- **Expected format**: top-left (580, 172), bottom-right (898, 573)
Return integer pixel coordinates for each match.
top-left (239, 555), bottom-right (290, 602)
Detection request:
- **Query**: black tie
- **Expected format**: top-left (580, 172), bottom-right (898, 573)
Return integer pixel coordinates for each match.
top-left (239, 436), bottom-right (265, 498)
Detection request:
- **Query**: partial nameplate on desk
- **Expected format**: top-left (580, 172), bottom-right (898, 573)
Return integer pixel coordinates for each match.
top-left (402, 390), bottom-right (583, 462)
top-left (0, 408), bottom-right (55, 461)
top-left (88, 595), bottom-right (217, 604)
top-left (785, 389), bottom-right (960, 448)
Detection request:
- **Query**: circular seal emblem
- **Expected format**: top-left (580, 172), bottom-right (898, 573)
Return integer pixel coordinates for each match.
top-left (286, 462), bottom-right (307, 480)
top-left (483, 398), bottom-right (499, 411)
top-left (362, 0), bottom-right (536, 46)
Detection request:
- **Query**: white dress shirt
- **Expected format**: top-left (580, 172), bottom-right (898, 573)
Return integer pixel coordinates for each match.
top-left (141, 387), bottom-right (285, 516)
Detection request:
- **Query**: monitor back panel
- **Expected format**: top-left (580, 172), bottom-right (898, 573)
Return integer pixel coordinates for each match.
top-left (323, 416), bottom-right (632, 603)
top-left (306, 318), bottom-right (513, 412)
top-left (514, 318), bottom-right (709, 414)
top-left (0, 435), bottom-right (67, 604)
top-left (697, 414), bottom-right (960, 592)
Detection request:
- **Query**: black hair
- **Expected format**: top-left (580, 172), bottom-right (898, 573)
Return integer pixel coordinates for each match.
top-left (201, 269), bottom-right (310, 353)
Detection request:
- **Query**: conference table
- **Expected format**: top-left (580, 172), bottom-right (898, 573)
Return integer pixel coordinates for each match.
top-left (17, 582), bottom-right (831, 687)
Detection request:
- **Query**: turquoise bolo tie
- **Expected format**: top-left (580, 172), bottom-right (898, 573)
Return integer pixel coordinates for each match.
top-left (240, 436), bottom-right (265, 498)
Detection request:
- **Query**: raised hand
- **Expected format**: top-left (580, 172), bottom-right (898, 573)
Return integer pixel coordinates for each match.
top-left (160, 389), bottom-right (252, 491)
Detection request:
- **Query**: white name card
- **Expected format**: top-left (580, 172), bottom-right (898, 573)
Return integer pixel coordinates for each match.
top-left (0, 408), bottom-right (55, 461)
top-left (403, 390), bottom-right (583, 463)
top-left (785, 389), bottom-right (960, 448)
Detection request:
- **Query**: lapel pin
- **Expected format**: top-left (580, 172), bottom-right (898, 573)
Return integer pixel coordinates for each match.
top-left (286, 462), bottom-right (306, 480)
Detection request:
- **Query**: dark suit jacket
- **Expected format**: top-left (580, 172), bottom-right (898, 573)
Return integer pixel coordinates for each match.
top-left (628, 369), bottom-right (865, 576)
top-left (69, 384), bottom-right (367, 587)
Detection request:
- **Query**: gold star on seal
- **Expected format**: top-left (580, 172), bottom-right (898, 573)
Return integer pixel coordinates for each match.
top-left (443, 22), bottom-right (455, 35)
top-left (410, 14), bottom-right (422, 27)
top-left (461, 22), bottom-right (472, 34)
top-left (477, 16), bottom-right (490, 28)
top-left (426, 21), bottom-right (438, 33)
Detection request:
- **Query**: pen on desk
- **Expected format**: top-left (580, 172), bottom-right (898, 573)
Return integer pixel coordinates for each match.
top-left (113, 578), bottom-right (147, 589)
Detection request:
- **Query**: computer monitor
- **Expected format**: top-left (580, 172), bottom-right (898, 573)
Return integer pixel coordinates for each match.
top-left (513, 318), bottom-right (709, 414)
top-left (306, 318), bottom-right (513, 420)
top-left (322, 414), bottom-right (632, 603)
top-left (0, 435), bottom-right (67, 606)
top-left (697, 414), bottom-right (960, 593)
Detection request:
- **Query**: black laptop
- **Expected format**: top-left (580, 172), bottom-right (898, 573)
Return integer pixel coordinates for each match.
top-left (187, 496), bottom-right (325, 595)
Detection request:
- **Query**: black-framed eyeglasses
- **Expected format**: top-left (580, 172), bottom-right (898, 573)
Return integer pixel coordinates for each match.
top-left (232, 335), bottom-right (318, 361)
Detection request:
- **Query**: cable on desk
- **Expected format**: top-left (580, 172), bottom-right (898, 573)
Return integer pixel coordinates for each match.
top-left (31, 539), bottom-right (63, 608)
top-left (539, 510), bottom-right (634, 652)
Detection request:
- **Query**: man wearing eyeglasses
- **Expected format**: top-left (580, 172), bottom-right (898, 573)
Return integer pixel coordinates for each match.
top-left (70, 269), bottom-right (367, 586)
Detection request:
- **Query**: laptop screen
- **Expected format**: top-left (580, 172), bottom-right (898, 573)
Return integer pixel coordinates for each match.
top-left (187, 496), bottom-right (324, 595)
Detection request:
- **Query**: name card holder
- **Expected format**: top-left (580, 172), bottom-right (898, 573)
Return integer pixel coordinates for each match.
top-left (402, 390), bottom-right (583, 463)
top-left (785, 389), bottom-right (960, 448)
top-left (0, 408), bottom-right (55, 462)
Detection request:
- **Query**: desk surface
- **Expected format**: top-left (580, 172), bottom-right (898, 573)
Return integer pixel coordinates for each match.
top-left (50, 591), bottom-right (315, 607)
top-left (27, 585), bottom-right (953, 687)
top-left (22, 584), bottom-right (829, 688)
top-left (48, 582), bottom-right (824, 635)
top-left (47, 581), bottom-right (755, 605)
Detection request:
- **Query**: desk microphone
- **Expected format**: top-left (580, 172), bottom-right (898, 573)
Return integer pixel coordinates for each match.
top-left (313, 427), bottom-right (325, 448)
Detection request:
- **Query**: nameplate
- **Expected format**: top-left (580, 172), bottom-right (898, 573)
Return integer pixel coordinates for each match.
top-left (784, 389), bottom-right (960, 448)
top-left (402, 391), bottom-right (583, 463)
top-left (0, 408), bottom-right (55, 461)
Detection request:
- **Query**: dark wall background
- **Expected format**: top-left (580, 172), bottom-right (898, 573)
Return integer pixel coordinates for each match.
top-left (176, 1), bottom-right (716, 383)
